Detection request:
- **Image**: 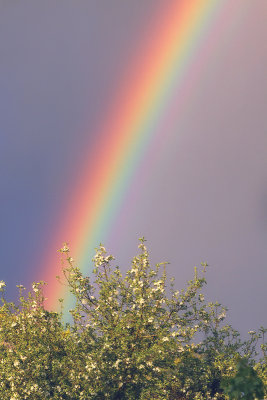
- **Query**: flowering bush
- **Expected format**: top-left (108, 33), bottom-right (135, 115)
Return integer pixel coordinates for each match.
top-left (0, 238), bottom-right (265, 399)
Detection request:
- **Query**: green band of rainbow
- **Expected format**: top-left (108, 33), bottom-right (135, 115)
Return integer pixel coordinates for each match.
top-left (40, 0), bottom-right (232, 315)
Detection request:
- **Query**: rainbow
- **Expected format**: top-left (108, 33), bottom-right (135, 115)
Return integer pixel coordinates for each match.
top-left (40, 0), bottom-right (233, 313)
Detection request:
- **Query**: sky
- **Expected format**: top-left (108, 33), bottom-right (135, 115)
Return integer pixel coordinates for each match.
top-left (0, 0), bottom-right (266, 336)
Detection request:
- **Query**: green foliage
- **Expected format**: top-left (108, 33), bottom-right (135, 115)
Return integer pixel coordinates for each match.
top-left (0, 238), bottom-right (265, 399)
top-left (222, 358), bottom-right (264, 400)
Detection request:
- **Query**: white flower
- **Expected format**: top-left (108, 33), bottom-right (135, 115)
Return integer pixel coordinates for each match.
top-left (162, 337), bottom-right (169, 342)
top-left (0, 281), bottom-right (6, 289)
top-left (61, 244), bottom-right (69, 253)
top-left (14, 360), bottom-right (20, 367)
top-left (218, 312), bottom-right (226, 320)
top-left (130, 268), bottom-right (138, 274)
top-left (114, 359), bottom-right (121, 368)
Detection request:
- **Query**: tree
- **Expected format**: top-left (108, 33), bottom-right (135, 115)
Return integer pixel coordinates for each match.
top-left (222, 358), bottom-right (265, 400)
top-left (0, 238), bottom-right (265, 399)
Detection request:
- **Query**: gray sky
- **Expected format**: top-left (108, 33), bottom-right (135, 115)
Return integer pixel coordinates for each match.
top-left (0, 1), bottom-right (266, 336)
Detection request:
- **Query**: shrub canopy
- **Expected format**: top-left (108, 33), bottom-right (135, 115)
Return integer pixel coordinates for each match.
top-left (0, 238), bottom-right (265, 399)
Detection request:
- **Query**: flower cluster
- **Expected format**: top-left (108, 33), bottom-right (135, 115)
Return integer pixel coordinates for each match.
top-left (0, 239), bottom-right (265, 399)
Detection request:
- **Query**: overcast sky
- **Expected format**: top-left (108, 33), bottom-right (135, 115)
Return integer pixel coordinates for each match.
top-left (0, 1), bottom-right (266, 336)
